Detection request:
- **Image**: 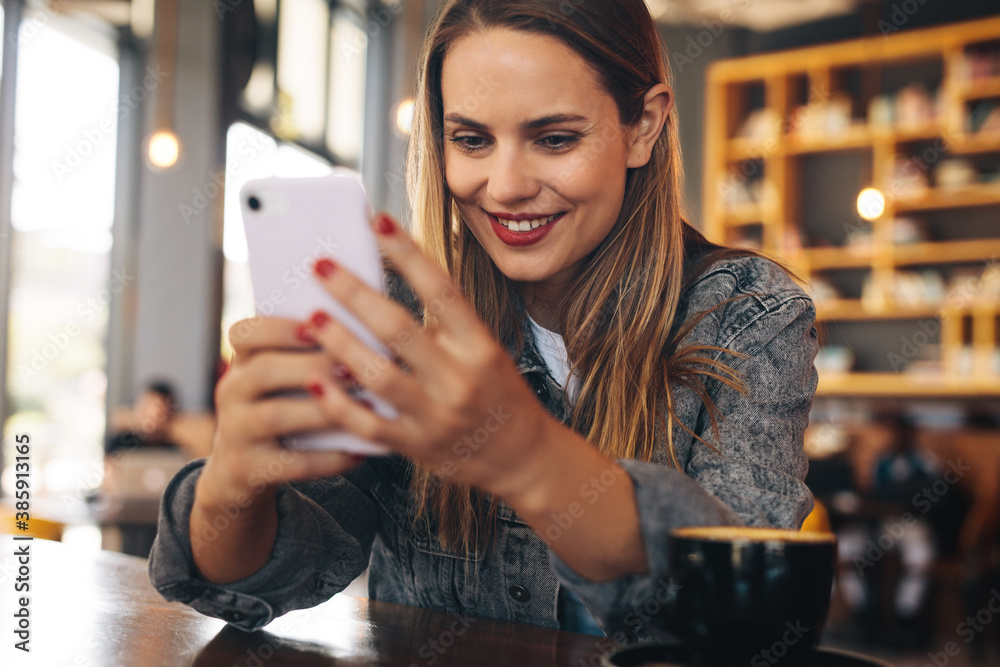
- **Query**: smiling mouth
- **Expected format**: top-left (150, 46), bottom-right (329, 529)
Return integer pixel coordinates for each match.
top-left (487, 212), bottom-right (563, 232)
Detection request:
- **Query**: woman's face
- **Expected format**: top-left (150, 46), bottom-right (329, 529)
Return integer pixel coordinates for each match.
top-left (441, 28), bottom-right (633, 296)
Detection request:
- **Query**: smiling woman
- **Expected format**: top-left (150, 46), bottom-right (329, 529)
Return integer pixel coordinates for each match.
top-left (150, 0), bottom-right (819, 644)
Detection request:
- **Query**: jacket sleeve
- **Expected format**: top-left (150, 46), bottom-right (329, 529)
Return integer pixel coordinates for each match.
top-left (547, 286), bottom-right (819, 643)
top-left (148, 458), bottom-right (383, 631)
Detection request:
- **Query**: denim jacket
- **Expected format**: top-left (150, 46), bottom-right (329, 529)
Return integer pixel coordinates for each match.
top-left (148, 254), bottom-right (818, 643)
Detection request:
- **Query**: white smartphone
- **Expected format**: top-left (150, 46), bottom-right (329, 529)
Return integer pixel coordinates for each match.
top-left (240, 173), bottom-right (394, 455)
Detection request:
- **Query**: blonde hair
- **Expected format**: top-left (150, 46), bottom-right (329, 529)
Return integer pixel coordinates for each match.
top-left (405, 0), bottom-right (747, 559)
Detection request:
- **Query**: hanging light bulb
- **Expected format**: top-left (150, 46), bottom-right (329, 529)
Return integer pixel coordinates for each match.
top-left (396, 98), bottom-right (415, 136)
top-left (145, 0), bottom-right (180, 170)
top-left (147, 130), bottom-right (181, 169)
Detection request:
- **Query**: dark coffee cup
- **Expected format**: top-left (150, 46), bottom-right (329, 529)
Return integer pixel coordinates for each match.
top-left (653, 526), bottom-right (837, 667)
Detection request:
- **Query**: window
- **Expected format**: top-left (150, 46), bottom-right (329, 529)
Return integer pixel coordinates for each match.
top-left (1, 14), bottom-right (119, 500)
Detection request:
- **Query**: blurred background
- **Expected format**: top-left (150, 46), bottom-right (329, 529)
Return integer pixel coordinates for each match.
top-left (0, 0), bottom-right (999, 663)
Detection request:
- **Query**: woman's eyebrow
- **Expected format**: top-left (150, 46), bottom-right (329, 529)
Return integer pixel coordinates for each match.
top-left (443, 113), bottom-right (589, 130)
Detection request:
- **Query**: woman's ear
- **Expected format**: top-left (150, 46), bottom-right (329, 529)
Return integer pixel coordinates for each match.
top-left (626, 83), bottom-right (674, 169)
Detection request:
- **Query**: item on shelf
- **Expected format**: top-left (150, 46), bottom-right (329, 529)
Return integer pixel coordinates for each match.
top-left (736, 107), bottom-right (781, 142)
top-left (844, 222), bottom-right (873, 248)
top-left (933, 158), bottom-right (978, 189)
top-left (815, 346), bottom-right (854, 375)
top-left (962, 46), bottom-right (1000, 81)
top-left (968, 100), bottom-right (1000, 136)
top-left (863, 270), bottom-right (945, 308)
top-left (790, 92), bottom-right (857, 139)
top-left (902, 352), bottom-right (943, 378)
top-left (728, 232), bottom-right (762, 250)
top-left (894, 84), bottom-right (937, 131)
top-left (806, 276), bottom-right (841, 303)
top-left (891, 217), bottom-right (931, 245)
top-left (888, 155), bottom-right (931, 197)
top-left (868, 94), bottom-right (893, 128)
top-left (803, 422), bottom-right (850, 459)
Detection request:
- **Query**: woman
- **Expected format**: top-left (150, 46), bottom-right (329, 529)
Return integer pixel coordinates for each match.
top-left (150, 0), bottom-right (817, 642)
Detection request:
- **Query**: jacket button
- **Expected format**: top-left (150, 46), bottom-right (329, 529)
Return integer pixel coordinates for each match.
top-left (508, 584), bottom-right (531, 603)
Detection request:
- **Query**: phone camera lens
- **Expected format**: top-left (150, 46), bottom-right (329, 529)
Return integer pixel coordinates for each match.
top-left (247, 195), bottom-right (261, 211)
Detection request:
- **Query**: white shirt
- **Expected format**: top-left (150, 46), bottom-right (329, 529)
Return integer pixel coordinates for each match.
top-left (527, 315), bottom-right (580, 406)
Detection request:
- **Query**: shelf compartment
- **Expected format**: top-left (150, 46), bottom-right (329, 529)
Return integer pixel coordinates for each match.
top-left (892, 183), bottom-right (1000, 211)
top-left (815, 299), bottom-right (939, 321)
top-left (892, 239), bottom-right (1000, 266)
top-left (816, 371), bottom-right (1000, 397)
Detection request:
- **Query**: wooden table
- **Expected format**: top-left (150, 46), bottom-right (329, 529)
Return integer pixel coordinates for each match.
top-left (0, 538), bottom-right (607, 666)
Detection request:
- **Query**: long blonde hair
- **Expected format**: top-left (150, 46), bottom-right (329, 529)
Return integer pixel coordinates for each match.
top-left (405, 0), bottom-right (747, 559)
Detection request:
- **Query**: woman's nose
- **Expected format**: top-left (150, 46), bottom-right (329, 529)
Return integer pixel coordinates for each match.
top-left (486, 146), bottom-right (540, 204)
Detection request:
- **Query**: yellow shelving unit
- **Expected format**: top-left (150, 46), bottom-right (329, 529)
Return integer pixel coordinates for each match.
top-left (704, 16), bottom-right (1000, 398)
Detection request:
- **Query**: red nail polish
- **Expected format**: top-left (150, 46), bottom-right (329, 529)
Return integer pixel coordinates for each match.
top-left (333, 364), bottom-right (355, 382)
top-left (295, 323), bottom-right (316, 344)
top-left (357, 398), bottom-right (374, 411)
top-left (311, 310), bottom-right (332, 328)
top-left (375, 214), bottom-right (396, 235)
top-left (314, 257), bottom-right (337, 278)
top-left (307, 382), bottom-right (325, 398)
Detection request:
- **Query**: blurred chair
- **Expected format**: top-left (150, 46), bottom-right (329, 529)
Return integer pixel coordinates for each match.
top-left (0, 514), bottom-right (65, 541)
top-left (802, 498), bottom-right (833, 534)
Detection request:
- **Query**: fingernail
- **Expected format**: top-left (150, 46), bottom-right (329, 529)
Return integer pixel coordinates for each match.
top-left (333, 364), bottom-right (355, 382)
top-left (307, 382), bottom-right (325, 398)
top-left (349, 454), bottom-right (367, 465)
top-left (295, 323), bottom-right (316, 344)
top-left (314, 257), bottom-right (337, 278)
top-left (310, 310), bottom-right (332, 329)
top-left (375, 214), bottom-right (396, 236)
top-left (357, 398), bottom-right (374, 411)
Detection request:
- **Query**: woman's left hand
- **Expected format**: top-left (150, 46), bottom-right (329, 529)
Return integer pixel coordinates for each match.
top-left (302, 213), bottom-right (556, 498)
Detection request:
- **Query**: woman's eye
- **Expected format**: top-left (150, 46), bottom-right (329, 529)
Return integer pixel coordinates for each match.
top-left (538, 135), bottom-right (578, 151)
top-left (450, 135), bottom-right (489, 153)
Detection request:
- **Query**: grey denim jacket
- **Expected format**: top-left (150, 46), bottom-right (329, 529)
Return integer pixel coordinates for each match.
top-left (148, 254), bottom-right (818, 643)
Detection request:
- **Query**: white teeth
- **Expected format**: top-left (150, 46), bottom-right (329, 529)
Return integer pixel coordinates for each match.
top-left (498, 214), bottom-right (558, 232)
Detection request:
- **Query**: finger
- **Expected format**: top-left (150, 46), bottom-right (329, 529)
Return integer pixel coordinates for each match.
top-left (309, 256), bottom-right (445, 374)
top-left (228, 317), bottom-right (319, 358)
top-left (219, 351), bottom-right (351, 403)
top-left (305, 374), bottom-right (416, 451)
top-left (369, 213), bottom-right (487, 342)
top-left (305, 310), bottom-right (423, 413)
top-left (236, 395), bottom-right (331, 442)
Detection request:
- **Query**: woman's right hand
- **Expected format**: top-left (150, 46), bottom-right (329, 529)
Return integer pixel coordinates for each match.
top-left (190, 316), bottom-right (367, 583)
